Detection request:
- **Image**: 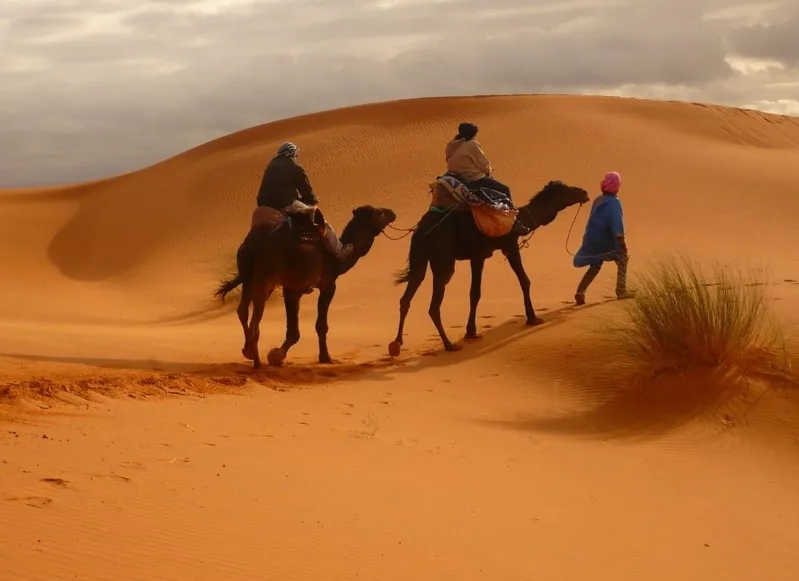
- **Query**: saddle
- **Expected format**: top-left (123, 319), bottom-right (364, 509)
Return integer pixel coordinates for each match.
top-left (428, 176), bottom-right (518, 237)
top-left (429, 180), bottom-right (470, 212)
top-left (250, 206), bottom-right (325, 245)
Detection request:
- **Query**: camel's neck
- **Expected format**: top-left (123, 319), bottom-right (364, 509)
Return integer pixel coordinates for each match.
top-left (518, 201), bottom-right (558, 231)
top-left (336, 235), bottom-right (378, 276)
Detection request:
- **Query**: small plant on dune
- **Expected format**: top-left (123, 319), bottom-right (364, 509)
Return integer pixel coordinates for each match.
top-left (609, 254), bottom-right (785, 373)
top-left (360, 413), bottom-right (380, 439)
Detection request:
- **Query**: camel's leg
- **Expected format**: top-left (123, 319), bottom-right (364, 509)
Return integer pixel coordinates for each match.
top-left (247, 283), bottom-right (274, 369)
top-left (389, 265), bottom-right (427, 357)
top-left (502, 245), bottom-right (543, 326)
top-left (238, 282), bottom-right (257, 361)
top-left (429, 260), bottom-right (459, 351)
top-left (268, 289), bottom-right (303, 366)
top-left (465, 258), bottom-right (485, 339)
top-left (316, 281), bottom-right (336, 364)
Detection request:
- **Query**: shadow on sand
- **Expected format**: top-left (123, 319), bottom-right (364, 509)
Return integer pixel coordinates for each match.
top-left (0, 298), bottom-right (611, 389)
top-left (474, 335), bottom-right (798, 441)
top-left (0, 351), bottom-right (406, 390)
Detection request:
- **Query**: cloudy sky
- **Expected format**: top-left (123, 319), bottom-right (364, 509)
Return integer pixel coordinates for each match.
top-left (2, 0), bottom-right (797, 186)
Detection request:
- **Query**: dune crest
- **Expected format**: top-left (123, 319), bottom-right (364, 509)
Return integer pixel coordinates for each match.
top-left (2, 95), bottom-right (799, 580)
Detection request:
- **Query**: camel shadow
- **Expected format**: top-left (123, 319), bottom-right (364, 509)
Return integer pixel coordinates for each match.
top-left (132, 289), bottom-right (284, 326)
top-left (0, 298), bottom-right (613, 391)
top-left (379, 297), bottom-right (617, 377)
top-left (0, 351), bottom-right (403, 389)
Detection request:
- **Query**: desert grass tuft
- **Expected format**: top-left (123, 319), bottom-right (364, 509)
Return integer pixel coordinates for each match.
top-left (608, 254), bottom-right (785, 374)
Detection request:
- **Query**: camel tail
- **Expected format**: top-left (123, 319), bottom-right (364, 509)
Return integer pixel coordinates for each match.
top-left (393, 263), bottom-right (412, 286)
top-left (213, 275), bottom-right (243, 302)
top-left (393, 234), bottom-right (429, 286)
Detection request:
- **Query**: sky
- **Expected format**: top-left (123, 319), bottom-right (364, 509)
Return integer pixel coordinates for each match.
top-left (1, 0), bottom-right (798, 186)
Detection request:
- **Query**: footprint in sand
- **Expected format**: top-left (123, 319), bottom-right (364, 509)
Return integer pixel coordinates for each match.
top-left (92, 473), bottom-right (131, 483)
top-left (120, 461), bottom-right (146, 470)
top-left (40, 477), bottom-right (69, 488)
top-left (6, 496), bottom-right (52, 508)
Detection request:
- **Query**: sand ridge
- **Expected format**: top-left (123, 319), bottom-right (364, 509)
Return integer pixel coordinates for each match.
top-left (2, 94), bottom-right (799, 580)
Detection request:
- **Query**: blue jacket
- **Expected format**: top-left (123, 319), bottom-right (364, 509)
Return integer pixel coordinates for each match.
top-left (573, 194), bottom-right (625, 267)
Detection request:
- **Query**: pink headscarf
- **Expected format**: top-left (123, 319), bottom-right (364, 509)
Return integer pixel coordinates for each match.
top-left (600, 171), bottom-right (621, 194)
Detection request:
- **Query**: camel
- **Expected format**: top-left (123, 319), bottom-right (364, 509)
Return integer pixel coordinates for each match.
top-left (389, 180), bottom-right (590, 355)
top-left (215, 205), bottom-right (397, 368)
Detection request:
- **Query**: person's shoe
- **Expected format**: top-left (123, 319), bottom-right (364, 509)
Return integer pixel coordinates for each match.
top-left (575, 292), bottom-right (586, 306)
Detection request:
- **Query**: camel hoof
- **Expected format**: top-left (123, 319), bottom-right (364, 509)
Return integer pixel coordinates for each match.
top-left (318, 355), bottom-right (333, 364)
top-left (267, 348), bottom-right (287, 366)
top-left (445, 343), bottom-right (462, 352)
top-left (241, 345), bottom-right (257, 361)
top-left (526, 317), bottom-right (545, 326)
top-left (465, 329), bottom-right (480, 340)
top-left (388, 341), bottom-right (402, 358)
top-left (253, 359), bottom-right (262, 370)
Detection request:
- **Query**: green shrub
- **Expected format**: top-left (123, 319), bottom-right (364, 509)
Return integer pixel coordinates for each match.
top-left (610, 254), bottom-right (784, 372)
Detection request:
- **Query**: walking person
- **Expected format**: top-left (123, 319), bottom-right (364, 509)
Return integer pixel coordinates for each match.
top-left (573, 171), bottom-right (634, 305)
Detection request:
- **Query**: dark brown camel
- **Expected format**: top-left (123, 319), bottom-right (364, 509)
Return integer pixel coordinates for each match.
top-left (388, 180), bottom-right (589, 355)
top-left (214, 205), bottom-right (397, 368)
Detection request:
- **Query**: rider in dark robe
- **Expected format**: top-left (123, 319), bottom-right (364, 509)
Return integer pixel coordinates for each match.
top-left (256, 142), bottom-right (352, 261)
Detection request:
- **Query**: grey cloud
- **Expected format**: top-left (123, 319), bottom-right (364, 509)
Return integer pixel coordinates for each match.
top-left (728, 15), bottom-right (799, 64)
top-left (0, 0), bottom-right (796, 186)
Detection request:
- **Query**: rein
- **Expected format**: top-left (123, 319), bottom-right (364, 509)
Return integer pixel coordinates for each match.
top-left (379, 202), bottom-right (461, 241)
top-left (564, 203), bottom-right (583, 256)
top-left (379, 199), bottom-right (613, 261)
top-left (563, 202), bottom-right (619, 260)
top-left (517, 205), bottom-right (538, 250)
top-left (381, 222), bottom-right (418, 240)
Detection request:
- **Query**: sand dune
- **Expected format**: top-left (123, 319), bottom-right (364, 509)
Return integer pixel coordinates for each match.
top-left (2, 95), bottom-right (799, 580)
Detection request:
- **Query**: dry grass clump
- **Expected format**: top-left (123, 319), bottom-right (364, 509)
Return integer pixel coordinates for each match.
top-left (611, 255), bottom-right (785, 373)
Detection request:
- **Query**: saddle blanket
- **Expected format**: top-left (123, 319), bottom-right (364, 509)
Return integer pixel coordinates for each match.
top-left (430, 175), bottom-right (514, 212)
top-left (429, 175), bottom-right (518, 237)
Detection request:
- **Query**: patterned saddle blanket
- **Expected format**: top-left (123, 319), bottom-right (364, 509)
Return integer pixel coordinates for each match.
top-left (428, 175), bottom-right (518, 237)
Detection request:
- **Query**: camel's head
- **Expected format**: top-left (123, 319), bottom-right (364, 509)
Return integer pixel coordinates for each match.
top-left (339, 205), bottom-right (397, 257)
top-left (544, 180), bottom-right (591, 208)
top-left (347, 205), bottom-right (397, 236)
top-left (521, 180), bottom-right (591, 229)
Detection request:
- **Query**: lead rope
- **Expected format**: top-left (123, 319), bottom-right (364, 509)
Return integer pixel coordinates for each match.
top-left (564, 202), bottom-right (619, 260)
top-left (564, 203), bottom-right (583, 256)
top-left (381, 222), bottom-right (417, 240)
